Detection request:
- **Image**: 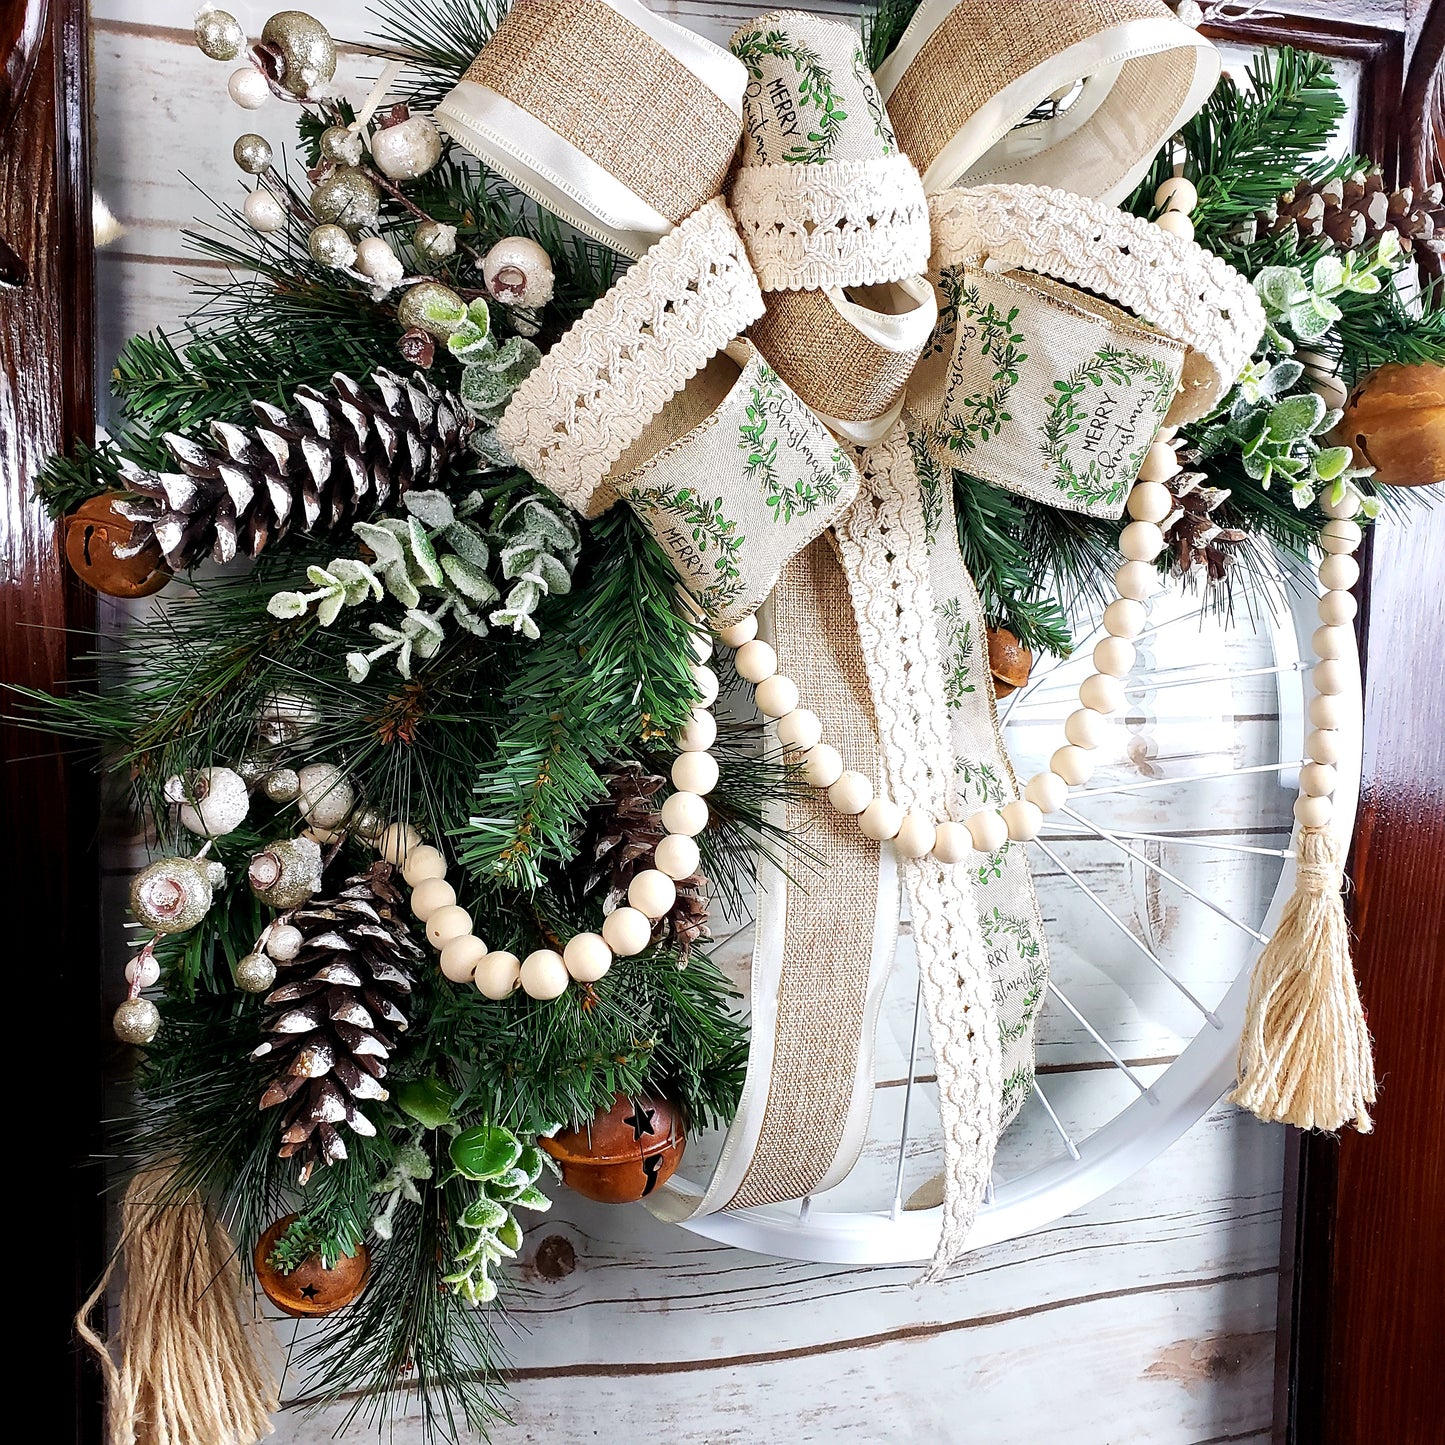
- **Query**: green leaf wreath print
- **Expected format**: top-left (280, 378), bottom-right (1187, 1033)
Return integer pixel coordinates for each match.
top-left (740, 361), bottom-right (850, 524)
top-left (936, 595), bottom-right (977, 709)
top-left (625, 484), bottom-right (745, 617)
top-left (982, 906), bottom-right (1046, 1048)
top-left (1041, 345), bottom-right (1177, 511)
top-left (935, 276), bottom-right (1028, 457)
top-left (732, 29), bottom-right (846, 164)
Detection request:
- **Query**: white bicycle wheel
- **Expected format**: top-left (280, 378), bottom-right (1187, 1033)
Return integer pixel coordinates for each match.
top-left (672, 552), bottom-right (1359, 1263)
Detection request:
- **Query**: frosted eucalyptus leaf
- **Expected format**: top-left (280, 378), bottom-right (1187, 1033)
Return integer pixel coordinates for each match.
top-left (403, 489), bottom-right (456, 529)
top-left (1267, 393), bottom-right (1326, 442)
top-left (406, 516), bottom-right (444, 586)
top-left (532, 552), bottom-right (572, 595)
top-left (441, 552), bottom-right (501, 602)
top-left (353, 519), bottom-right (407, 568)
top-left (345, 651), bottom-right (371, 682)
top-left (267, 591), bottom-right (310, 620)
top-left (444, 519), bottom-right (490, 567)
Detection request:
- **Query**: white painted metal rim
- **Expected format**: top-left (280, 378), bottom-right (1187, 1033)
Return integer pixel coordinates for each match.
top-left (673, 572), bottom-right (1364, 1265)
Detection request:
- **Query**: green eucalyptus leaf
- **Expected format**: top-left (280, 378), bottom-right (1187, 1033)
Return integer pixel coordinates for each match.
top-left (461, 1196), bottom-right (510, 1232)
top-left (406, 517), bottom-right (445, 586)
top-left (450, 1125), bottom-right (524, 1181)
top-left (516, 1144), bottom-right (546, 1184)
top-left (396, 1076), bottom-right (458, 1129)
top-left (1312, 254), bottom-right (1345, 295)
top-left (403, 490), bottom-right (456, 530)
top-left (495, 1214), bottom-right (524, 1254)
top-left (267, 591), bottom-right (308, 620)
top-left (440, 552), bottom-right (501, 603)
top-left (509, 1184), bottom-right (552, 1212)
top-left (1267, 392), bottom-right (1327, 442)
top-left (353, 519), bottom-right (407, 568)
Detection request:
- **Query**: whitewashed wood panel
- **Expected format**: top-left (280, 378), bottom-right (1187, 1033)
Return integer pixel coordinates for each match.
top-left (88, 4), bottom-right (1305, 1439)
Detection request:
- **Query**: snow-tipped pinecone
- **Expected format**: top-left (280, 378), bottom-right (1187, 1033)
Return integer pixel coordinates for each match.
top-left (1160, 458), bottom-right (1248, 581)
top-left (115, 370), bottom-right (471, 571)
top-left (251, 862), bottom-right (424, 1183)
top-left (580, 761), bottom-right (710, 958)
top-left (1261, 171), bottom-right (1444, 259)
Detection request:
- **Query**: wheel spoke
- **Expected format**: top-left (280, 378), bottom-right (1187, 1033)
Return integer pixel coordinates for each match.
top-left (1032, 1081), bottom-right (1081, 1159)
top-left (1043, 823), bottom-right (1293, 859)
top-left (1061, 805), bottom-right (1273, 946)
top-left (891, 975), bottom-right (926, 1221)
top-left (1045, 980), bottom-right (1154, 1096)
top-left (1069, 759), bottom-right (1299, 799)
top-left (1032, 838), bottom-right (1220, 1025)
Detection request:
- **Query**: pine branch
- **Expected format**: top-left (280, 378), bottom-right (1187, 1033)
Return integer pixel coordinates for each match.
top-left (369, 0), bottom-right (510, 115)
top-left (862, 0), bottom-right (922, 73)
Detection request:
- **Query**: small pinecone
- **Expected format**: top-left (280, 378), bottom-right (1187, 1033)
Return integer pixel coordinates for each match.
top-left (579, 762), bottom-right (710, 958)
top-left (115, 370), bottom-right (471, 571)
top-left (251, 862), bottom-right (424, 1183)
top-left (1261, 171), bottom-right (1444, 259)
top-left (1160, 450), bottom-right (1248, 582)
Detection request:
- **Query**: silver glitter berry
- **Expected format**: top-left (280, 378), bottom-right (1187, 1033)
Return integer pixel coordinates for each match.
top-left (257, 691), bottom-right (321, 749)
top-left (195, 7), bottom-right (246, 62)
top-left (114, 997), bottom-right (162, 1045)
top-left (309, 167), bottom-right (380, 232)
top-left (262, 767), bottom-right (301, 803)
top-left (308, 223), bottom-right (357, 270)
top-left (319, 125), bottom-right (364, 166)
top-left (414, 219), bottom-right (457, 259)
top-left (249, 836), bottom-right (323, 908)
top-left (267, 922), bottom-right (304, 960)
top-left (235, 952), bottom-right (278, 993)
top-left (233, 133), bottom-right (273, 175)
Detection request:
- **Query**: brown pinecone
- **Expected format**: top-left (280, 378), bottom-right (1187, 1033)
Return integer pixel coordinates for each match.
top-left (1159, 453), bottom-right (1248, 581)
top-left (114, 370), bottom-right (471, 571)
top-left (1261, 171), bottom-right (1444, 259)
top-left (251, 861), bottom-right (423, 1183)
top-left (580, 761), bottom-right (710, 958)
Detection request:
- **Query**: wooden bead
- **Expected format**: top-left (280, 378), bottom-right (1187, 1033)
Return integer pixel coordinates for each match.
top-left (776, 709), bottom-right (822, 751)
top-left (1155, 175), bottom-right (1198, 213)
top-left (1318, 553), bottom-right (1360, 592)
top-left (801, 744), bottom-right (844, 788)
top-left (1002, 799), bottom-right (1043, 841)
top-left (1080, 672), bottom-right (1126, 714)
top-left (426, 904), bottom-right (473, 949)
top-left (439, 933), bottom-right (487, 983)
top-left (602, 906), bottom-right (653, 957)
top-left (1120, 520), bottom-right (1165, 561)
top-left (755, 673), bottom-right (800, 718)
top-left (1320, 519), bottom-right (1363, 554)
top-left (1312, 658), bottom-right (1348, 696)
top-left (1312, 624), bottom-right (1349, 660)
top-left (1308, 693), bottom-right (1343, 730)
top-left (1103, 597), bottom-right (1147, 639)
top-left (1320, 487), bottom-right (1361, 519)
top-left (1093, 636), bottom-right (1136, 677)
top-left (1305, 728), bottom-right (1340, 766)
top-left (894, 810), bottom-right (937, 859)
top-left (410, 877), bottom-right (456, 922)
top-left (519, 949), bottom-right (569, 1000)
top-left (1294, 793), bottom-right (1334, 828)
top-left (376, 822), bottom-right (421, 866)
top-left (735, 640), bottom-right (778, 683)
top-left (1065, 707), bottom-right (1106, 749)
top-left (474, 949), bottom-right (521, 999)
top-left (1299, 762), bottom-right (1337, 798)
top-left (827, 770), bottom-right (874, 816)
top-left (858, 798), bottom-right (904, 842)
top-left (660, 790), bottom-right (709, 836)
top-left (400, 844), bottom-right (447, 887)
top-left (563, 932), bottom-right (613, 983)
top-left (1024, 771), bottom-right (1069, 813)
top-left (1051, 745), bottom-right (1095, 786)
top-left (677, 708), bottom-right (717, 752)
top-left (932, 821), bottom-right (971, 864)
top-left (628, 869), bottom-right (677, 919)
top-left (1114, 560), bottom-right (1159, 600)
top-left (1154, 210), bottom-right (1194, 241)
top-left (671, 750), bottom-right (719, 796)
top-left (717, 614), bottom-right (758, 648)
top-left (1318, 590), bottom-right (1357, 626)
top-left (966, 809), bottom-right (1007, 853)
top-left (1138, 441), bottom-right (1181, 484)
top-left (1126, 480), bottom-right (1173, 523)
top-left (689, 664), bottom-right (720, 706)
top-left (654, 833), bottom-right (700, 880)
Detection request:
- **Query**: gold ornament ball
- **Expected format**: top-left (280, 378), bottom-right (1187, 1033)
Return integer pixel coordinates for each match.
top-left (308, 223), bottom-right (356, 270)
top-left (396, 281), bottom-right (466, 338)
top-left (114, 997), bottom-right (161, 1045)
top-left (310, 167), bottom-right (380, 232)
top-left (233, 133), bottom-right (273, 174)
top-left (319, 125), bottom-right (364, 167)
top-left (414, 219), bottom-right (457, 259)
top-left (260, 11), bottom-right (337, 97)
top-left (195, 7), bottom-right (246, 61)
top-left (235, 952), bottom-right (278, 993)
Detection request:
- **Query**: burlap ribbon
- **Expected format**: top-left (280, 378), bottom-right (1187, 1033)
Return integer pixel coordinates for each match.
top-left (488, 1), bottom-right (1249, 1273)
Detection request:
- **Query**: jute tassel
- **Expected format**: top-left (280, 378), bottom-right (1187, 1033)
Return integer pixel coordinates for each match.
top-left (75, 1164), bottom-right (278, 1445)
top-left (1231, 826), bottom-right (1376, 1132)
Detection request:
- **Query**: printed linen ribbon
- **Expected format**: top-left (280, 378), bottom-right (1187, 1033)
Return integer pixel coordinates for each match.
top-left (489, 1), bottom-right (1247, 1274)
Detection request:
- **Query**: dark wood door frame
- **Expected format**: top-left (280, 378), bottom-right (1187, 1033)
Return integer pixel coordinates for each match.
top-left (1, 0), bottom-right (103, 1435)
